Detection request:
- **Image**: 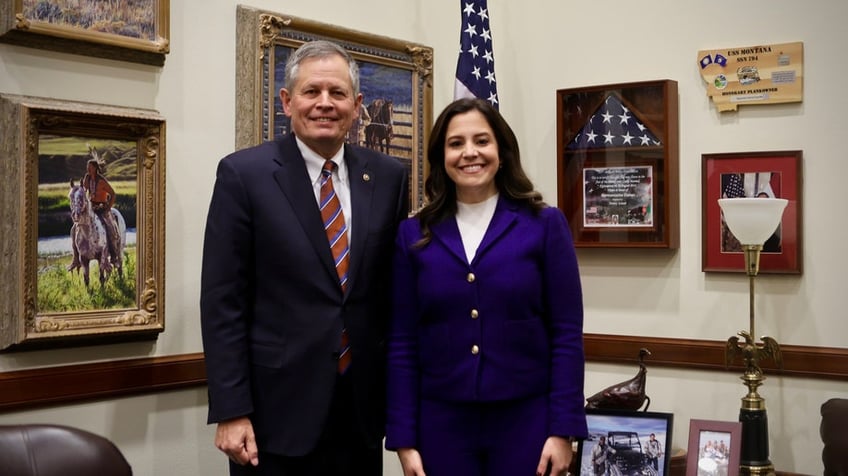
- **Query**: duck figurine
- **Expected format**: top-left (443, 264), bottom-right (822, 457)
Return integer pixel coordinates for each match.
top-left (585, 348), bottom-right (651, 411)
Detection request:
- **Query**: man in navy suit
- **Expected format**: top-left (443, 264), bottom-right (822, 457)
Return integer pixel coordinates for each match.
top-left (200, 40), bottom-right (409, 476)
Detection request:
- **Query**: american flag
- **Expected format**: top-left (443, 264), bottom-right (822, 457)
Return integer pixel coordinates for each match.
top-left (454, 0), bottom-right (499, 108)
top-left (567, 95), bottom-right (661, 150)
top-left (722, 173), bottom-right (745, 198)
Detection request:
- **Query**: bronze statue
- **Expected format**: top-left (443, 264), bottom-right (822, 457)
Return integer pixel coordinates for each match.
top-left (586, 348), bottom-right (651, 411)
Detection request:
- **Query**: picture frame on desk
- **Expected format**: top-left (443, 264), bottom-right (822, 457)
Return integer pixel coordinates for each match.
top-left (235, 5), bottom-right (433, 213)
top-left (576, 408), bottom-right (674, 475)
top-left (702, 150), bottom-right (802, 274)
top-left (0, 94), bottom-right (166, 351)
top-left (556, 79), bottom-right (679, 248)
top-left (686, 419), bottom-right (742, 476)
top-left (0, 0), bottom-right (170, 66)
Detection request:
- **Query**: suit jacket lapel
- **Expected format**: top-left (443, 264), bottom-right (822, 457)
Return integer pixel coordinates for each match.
top-left (430, 196), bottom-right (519, 266)
top-left (473, 197), bottom-right (518, 264)
top-left (272, 135), bottom-right (338, 283)
top-left (345, 145), bottom-right (373, 294)
top-left (430, 217), bottom-right (468, 265)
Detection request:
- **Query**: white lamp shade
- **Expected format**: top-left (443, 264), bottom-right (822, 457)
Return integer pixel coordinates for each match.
top-left (718, 198), bottom-right (788, 245)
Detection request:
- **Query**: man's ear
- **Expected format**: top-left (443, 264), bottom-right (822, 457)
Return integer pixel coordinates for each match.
top-left (279, 89), bottom-right (293, 117)
top-left (353, 93), bottom-right (363, 119)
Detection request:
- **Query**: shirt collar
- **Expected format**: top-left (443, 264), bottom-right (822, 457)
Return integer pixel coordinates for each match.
top-left (295, 136), bottom-right (347, 185)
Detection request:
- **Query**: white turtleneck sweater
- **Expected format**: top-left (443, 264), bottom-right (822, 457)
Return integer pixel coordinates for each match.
top-left (455, 193), bottom-right (499, 263)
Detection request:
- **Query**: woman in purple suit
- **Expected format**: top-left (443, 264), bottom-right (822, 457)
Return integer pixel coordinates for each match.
top-left (386, 98), bottom-right (588, 476)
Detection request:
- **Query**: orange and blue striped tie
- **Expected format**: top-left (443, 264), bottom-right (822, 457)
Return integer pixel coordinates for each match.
top-left (320, 160), bottom-right (351, 374)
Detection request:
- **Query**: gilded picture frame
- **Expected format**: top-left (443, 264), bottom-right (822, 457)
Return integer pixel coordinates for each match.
top-left (0, 94), bottom-right (166, 350)
top-left (235, 5), bottom-right (433, 212)
top-left (0, 0), bottom-right (170, 66)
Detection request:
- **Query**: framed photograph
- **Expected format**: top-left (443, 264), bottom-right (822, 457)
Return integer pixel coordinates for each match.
top-left (0, 94), bottom-right (166, 350)
top-left (702, 150), bottom-right (802, 274)
top-left (0, 0), bottom-right (169, 66)
top-left (576, 408), bottom-right (674, 475)
top-left (556, 80), bottom-right (679, 248)
top-left (686, 419), bottom-right (742, 476)
top-left (235, 5), bottom-right (433, 213)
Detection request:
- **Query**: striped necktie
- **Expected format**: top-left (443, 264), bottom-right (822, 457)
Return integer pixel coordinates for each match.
top-left (320, 160), bottom-right (351, 374)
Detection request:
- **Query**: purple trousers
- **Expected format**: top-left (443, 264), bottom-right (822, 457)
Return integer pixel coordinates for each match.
top-left (417, 394), bottom-right (549, 476)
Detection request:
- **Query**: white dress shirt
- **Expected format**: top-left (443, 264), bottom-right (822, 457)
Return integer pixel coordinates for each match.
top-left (296, 137), bottom-right (353, 238)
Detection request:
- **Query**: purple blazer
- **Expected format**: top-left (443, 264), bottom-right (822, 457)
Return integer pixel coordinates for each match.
top-left (385, 196), bottom-right (588, 449)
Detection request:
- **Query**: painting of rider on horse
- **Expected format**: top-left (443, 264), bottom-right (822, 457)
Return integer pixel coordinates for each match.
top-left (364, 98), bottom-right (394, 153)
top-left (68, 148), bottom-right (127, 284)
top-left (36, 137), bottom-right (138, 312)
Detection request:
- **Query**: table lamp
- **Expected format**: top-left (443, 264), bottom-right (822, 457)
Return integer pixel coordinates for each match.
top-left (718, 197), bottom-right (788, 476)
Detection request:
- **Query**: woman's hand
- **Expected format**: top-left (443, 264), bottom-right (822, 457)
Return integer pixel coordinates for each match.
top-left (397, 447), bottom-right (427, 476)
top-left (536, 436), bottom-right (573, 476)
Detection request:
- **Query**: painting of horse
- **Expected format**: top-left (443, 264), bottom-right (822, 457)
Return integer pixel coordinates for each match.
top-left (67, 180), bottom-right (127, 287)
top-left (365, 98), bottom-right (394, 153)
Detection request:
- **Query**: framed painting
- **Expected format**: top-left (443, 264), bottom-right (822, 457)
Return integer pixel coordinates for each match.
top-left (0, 0), bottom-right (169, 66)
top-left (0, 93), bottom-right (166, 350)
top-left (576, 408), bottom-right (674, 475)
top-left (556, 80), bottom-right (679, 248)
top-left (235, 5), bottom-right (433, 213)
top-left (702, 150), bottom-right (802, 274)
top-left (686, 419), bottom-right (742, 476)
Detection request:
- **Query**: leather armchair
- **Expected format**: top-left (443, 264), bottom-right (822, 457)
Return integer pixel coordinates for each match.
top-left (821, 398), bottom-right (848, 476)
top-left (0, 424), bottom-right (132, 476)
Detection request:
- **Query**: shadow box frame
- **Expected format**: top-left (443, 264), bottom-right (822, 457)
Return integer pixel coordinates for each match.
top-left (0, 0), bottom-right (169, 66)
top-left (235, 5), bottom-right (433, 213)
top-left (702, 150), bottom-right (802, 274)
top-left (576, 408), bottom-right (674, 475)
top-left (556, 79), bottom-right (679, 248)
top-left (0, 93), bottom-right (166, 351)
top-left (686, 419), bottom-right (742, 476)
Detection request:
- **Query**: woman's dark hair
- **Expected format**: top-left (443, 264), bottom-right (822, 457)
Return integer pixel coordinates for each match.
top-left (414, 98), bottom-right (545, 247)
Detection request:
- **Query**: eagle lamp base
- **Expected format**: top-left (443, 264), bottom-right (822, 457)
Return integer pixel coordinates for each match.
top-left (728, 332), bottom-right (781, 476)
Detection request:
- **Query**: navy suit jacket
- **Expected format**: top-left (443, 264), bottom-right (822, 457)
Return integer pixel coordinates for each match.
top-left (385, 197), bottom-right (588, 449)
top-left (200, 134), bottom-right (408, 456)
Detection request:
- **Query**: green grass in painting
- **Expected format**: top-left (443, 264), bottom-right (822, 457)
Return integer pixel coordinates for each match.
top-left (37, 247), bottom-right (137, 313)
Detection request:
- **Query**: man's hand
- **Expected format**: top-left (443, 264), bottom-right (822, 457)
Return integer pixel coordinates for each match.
top-left (215, 417), bottom-right (259, 466)
top-left (536, 436), bottom-right (573, 476)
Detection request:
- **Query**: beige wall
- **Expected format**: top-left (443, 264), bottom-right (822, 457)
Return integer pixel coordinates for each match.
top-left (1, 0), bottom-right (846, 473)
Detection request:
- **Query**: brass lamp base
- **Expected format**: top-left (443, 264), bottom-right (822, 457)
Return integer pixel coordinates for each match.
top-left (724, 244), bottom-right (782, 476)
top-left (718, 198), bottom-right (789, 476)
top-left (740, 463), bottom-right (776, 476)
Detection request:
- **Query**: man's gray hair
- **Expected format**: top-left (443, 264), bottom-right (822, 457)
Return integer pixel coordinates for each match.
top-left (285, 40), bottom-right (360, 95)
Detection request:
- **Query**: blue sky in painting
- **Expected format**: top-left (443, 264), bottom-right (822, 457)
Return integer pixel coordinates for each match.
top-left (271, 45), bottom-right (413, 139)
top-left (587, 413), bottom-right (671, 437)
top-left (273, 46), bottom-right (412, 107)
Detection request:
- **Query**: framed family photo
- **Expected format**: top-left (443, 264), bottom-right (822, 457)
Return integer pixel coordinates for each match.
top-left (0, 94), bottom-right (166, 350)
top-left (576, 408), bottom-right (674, 475)
top-left (235, 5), bottom-right (433, 213)
top-left (686, 419), bottom-right (742, 476)
top-left (702, 150), bottom-right (802, 274)
top-left (556, 80), bottom-right (679, 248)
top-left (0, 0), bottom-right (169, 66)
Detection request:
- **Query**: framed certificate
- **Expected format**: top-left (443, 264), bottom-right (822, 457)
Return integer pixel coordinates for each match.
top-left (556, 80), bottom-right (679, 248)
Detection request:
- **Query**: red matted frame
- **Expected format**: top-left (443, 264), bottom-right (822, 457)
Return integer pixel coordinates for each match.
top-left (702, 150), bottom-right (802, 274)
top-left (686, 419), bottom-right (742, 476)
